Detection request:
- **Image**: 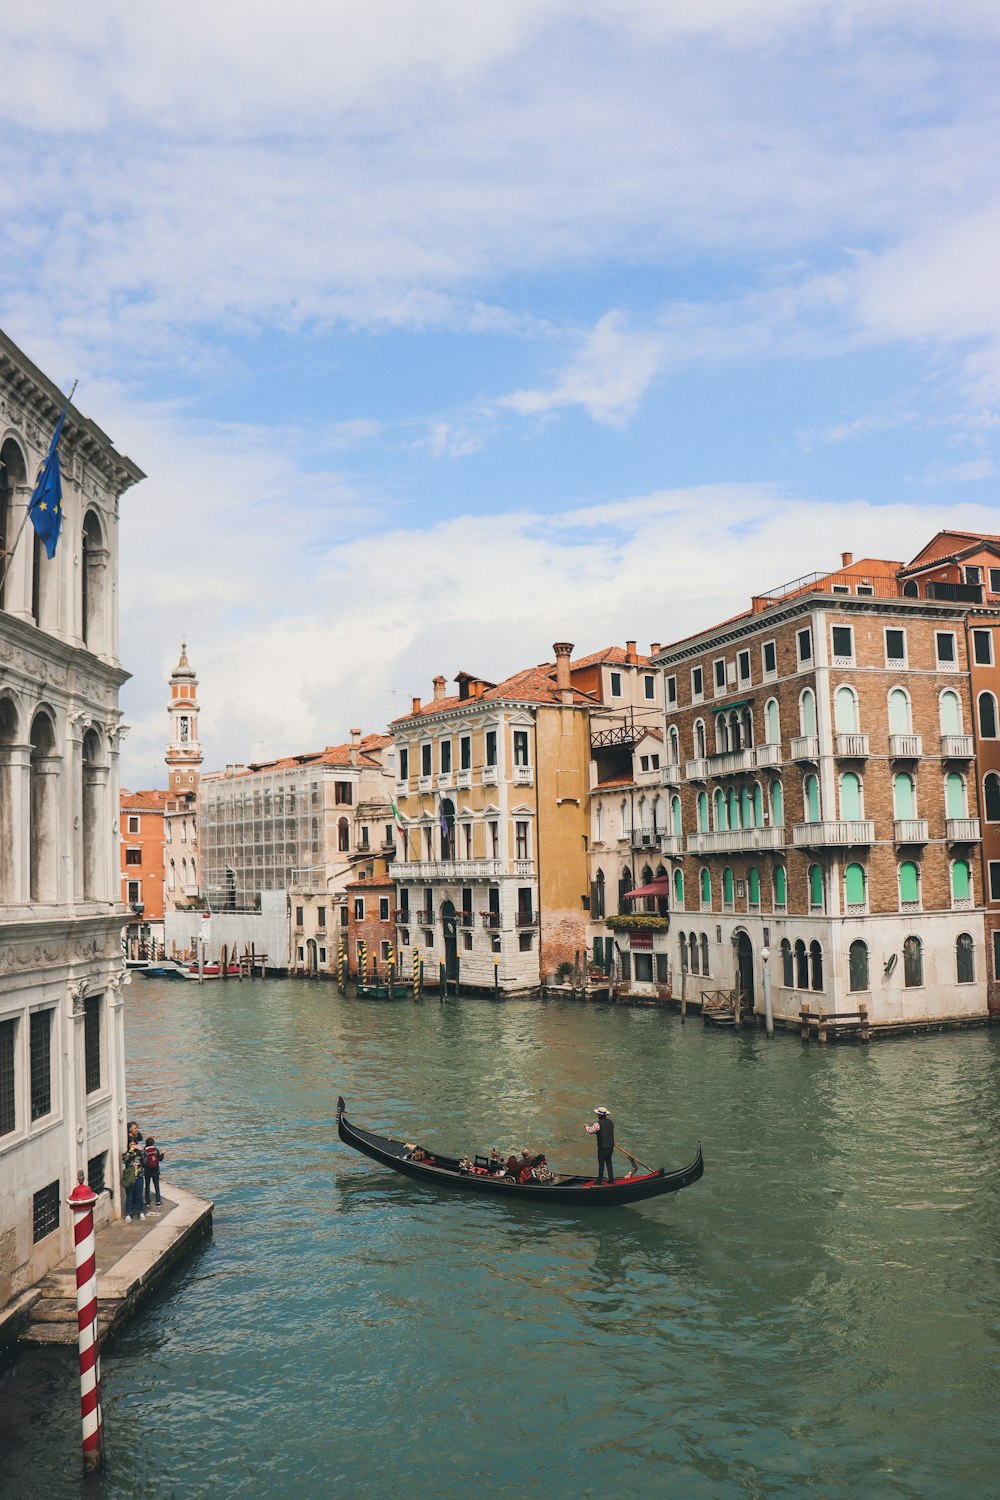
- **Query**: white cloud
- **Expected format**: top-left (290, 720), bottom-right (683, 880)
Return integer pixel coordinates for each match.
top-left (499, 313), bottom-right (664, 426)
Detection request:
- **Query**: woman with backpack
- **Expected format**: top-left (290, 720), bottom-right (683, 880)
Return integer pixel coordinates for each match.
top-left (143, 1136), bottom-right (165, 1209)
top-left (121, 1139), bottom-right (145, 1221)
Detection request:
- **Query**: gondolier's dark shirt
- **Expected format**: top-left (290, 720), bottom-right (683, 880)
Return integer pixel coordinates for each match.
top-left (595, 1115), bottom-right (614, 1150)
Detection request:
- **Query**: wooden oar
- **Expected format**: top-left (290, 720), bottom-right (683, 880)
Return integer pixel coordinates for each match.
top-left (615, 1142), bottom-right (656, 1175)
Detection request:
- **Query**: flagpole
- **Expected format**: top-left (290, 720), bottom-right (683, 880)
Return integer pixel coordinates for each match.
top-left (0, 379), bottom-right (77, 597)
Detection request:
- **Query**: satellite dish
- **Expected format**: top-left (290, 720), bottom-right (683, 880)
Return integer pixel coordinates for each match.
top-left (884, 953), bottom-right (898, 976)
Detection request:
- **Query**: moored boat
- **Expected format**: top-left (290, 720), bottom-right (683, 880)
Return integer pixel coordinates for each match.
top-left (336, 1097), bottom-right (703, 1207)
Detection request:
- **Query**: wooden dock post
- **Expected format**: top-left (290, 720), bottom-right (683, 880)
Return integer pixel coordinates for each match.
top-left (800, 1001), bottom-right (810, 1041)
top-left (817, 1006), bottom-right (828, 1045)
top-left (221, 943), bottom-right (228, 981)
top-left (859, 1002), bottom-right (871, 1042)
top-left (680, 964), bottom-right (687, 1021)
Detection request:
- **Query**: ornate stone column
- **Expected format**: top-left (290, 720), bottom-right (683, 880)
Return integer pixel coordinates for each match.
top-left (0, 742), bottom-right (30, 903)
top-left (30, 754), bottom-right (61, 904)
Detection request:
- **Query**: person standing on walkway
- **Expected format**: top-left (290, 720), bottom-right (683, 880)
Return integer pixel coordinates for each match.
top-left (584, 1106), bottom-right (616, 1184)
top-left (121, 1139), bottom-right (145, 1221)
top-left (143, 1136), bottom-right (165, 1209)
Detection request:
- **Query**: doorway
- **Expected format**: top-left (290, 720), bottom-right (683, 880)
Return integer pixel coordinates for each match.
top-left (441, 899), bottom-right (458, 980)
top-left (735, 930), bottom-right (754, 1010)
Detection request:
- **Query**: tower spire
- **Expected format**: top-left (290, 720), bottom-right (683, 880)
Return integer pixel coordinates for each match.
top-left (165, 641), bottom-right (202, 796)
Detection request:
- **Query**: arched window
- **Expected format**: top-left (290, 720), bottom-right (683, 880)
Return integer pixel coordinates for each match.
top-left (893, 772), bottom-right (916, 820)
top-left (979, 692), bottom-right (998, 739)
top-left (740, 786), bottom-right (753, 828)
top-left (713, 788), bottom-right (727, 830)
top-left (700, 867), bottom-right (711, 908)
top-left (81, 510), bottom-right (107, 650)
top-left (780, 937), bottom-right (793, 987)
top-left (700, 933), bottom-right (709, 974)
top-left (945, 772), bottom-right (967, 819)
top-left (849, 940), bottom-right (869, 992)
top-left (715, 715), bottom-right (729, 754)
top-left (594, 802), bottom-right (604, 842)
top-left (803, 774), bottom-right (820, 823)
top-left (902, 580), bottom-right (919, 597)
top-left (0, 438), bottom-right (27, 614)
top-left (29, 710), bottom-right (58, 904)
top-left (656, 865), bottom-right (669, 917)
top-left (903, 935), bottom-right (923, 987)
top-left (799, 689), bottom-right (817, 737)
top-left (752, 782), bottom-right (763, 828)
top-left (682, 932), bottom-right (695, 975)
top-left (697, 791), bottom-right (709, 832)
top-left (741, 707), bottom-right (754, 748)
top-left (668, 725), bottom-right (679, 765)
top-left (338, 816), bottom-right (350, 852)
top-left (898, 860), bottom-right (920, 908)
top-left (770, 780), bottom-right (784, 827)
top-left (673, 868), bottom-right (684, 908)
top-left (168, 858), bottom-right (176, 891)
top-left (951, 860), bottom-right (971, 905)
top-left (985, 774), bottom-right (1000, 822)
top-left (845, 862), bottom-right (866, 910)
top-left (809, 940), bottom-right (823, 991)
top-left (835, 686), bottom-right (859, 734)
top-left (640, 863), bottom-right (655, 913)
top-left (808, 864), bottom-right (824, 911)
top-left (839, 772), bottom-right (862, 820)
top-left (593, 868), bottom-right (605, 919)
top-left (694, 719), bottom-right (706, 758)
top-left (764, 698), bottom-right (780, 745)
top-left (956, 933), bottom-right (975, 984)
top-left (748, 867), bottom-right (760, 908)
top-left (794, 938), bottom-right (809, 988)
top-left (670, 795), bottom-right (682, 836)
top-left (722, 866), bottom-right (734, 907)
top-left (727, 787), bottom-right (739, 829)
top-left (81, 727), bottom-right (104, 901)
top-left (773, 865), bottom-right (787, 909)
top-left (618, 866), bottom-right (634, 913)
top-left (939, 690), bottom-right (962, 735)
top-left (729, 711), bottom-right (741, 751)
top-left (888, 688), bottom-right (911, 735)
top-left (678, 934), bottom-right (689, 973)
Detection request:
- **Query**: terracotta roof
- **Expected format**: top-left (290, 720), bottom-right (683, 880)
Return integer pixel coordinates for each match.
top-left (571, 645), bottom-right (651, 669)
top-left (594, 773), bottom-right (635, 789)
top-left (391, 660), bottom-right (593, 723)
top-left (344, 876), bottom-right (396, 890)
top-left (204, 733), bottom-right (390, 780)
top-left (119, 789), bottom-right (170, 812)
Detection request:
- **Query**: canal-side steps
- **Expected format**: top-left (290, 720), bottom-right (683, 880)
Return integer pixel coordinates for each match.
top-left (16, 1181), bottom-right (213, 1349)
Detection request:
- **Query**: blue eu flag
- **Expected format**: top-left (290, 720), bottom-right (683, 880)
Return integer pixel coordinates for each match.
top-left (28, 401), bottom-right (69, 561)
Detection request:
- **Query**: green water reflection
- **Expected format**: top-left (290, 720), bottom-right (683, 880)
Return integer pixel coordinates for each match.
top-left (2, 980), bottom-right (999, 1498)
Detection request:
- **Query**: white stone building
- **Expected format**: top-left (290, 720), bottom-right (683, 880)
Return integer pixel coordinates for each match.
top-left (0, 331), bottom-right (143, 1308)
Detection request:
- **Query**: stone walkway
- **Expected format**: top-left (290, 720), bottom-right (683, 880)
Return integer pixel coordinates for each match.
top-left (1, 1181), bottom-right (213, 1349)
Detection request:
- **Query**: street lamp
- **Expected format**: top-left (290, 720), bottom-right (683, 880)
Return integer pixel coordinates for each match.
top-left (760, 946), bottom-right (774, 1037)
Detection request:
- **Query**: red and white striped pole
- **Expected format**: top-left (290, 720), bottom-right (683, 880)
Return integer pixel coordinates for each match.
top-left (67, 1171), bottom-right (104, 1473)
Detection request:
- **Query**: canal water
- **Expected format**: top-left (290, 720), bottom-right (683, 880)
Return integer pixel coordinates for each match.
top-left (2, 980), bottom-right (999, 1499)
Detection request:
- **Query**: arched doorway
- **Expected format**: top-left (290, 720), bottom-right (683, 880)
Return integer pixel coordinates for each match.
top-left (441, 898), bottom-right (458, 980)
top-left (306, 938), bottom-right (318, 975)
top-left (735, 930), bottom-right (754, 1010)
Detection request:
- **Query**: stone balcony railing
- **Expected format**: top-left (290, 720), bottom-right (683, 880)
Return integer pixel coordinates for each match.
top-left (482, 765), bottom-right (499, 785)
top-left (389, 859), bottom-right (504, 881)
top-left (754, 743), bottom-right (782, 768)
top-left (456, 768), bottom-right (473, 788)
top-left (941, 734), bottom-right (974, 759)
top-left (888, 734), bottom-right (923, 759)
top-left (660, 760), bottom-right (683, 786)
top-left (417, 775), bottom-right (433, 792)
top-left (684, 758), bottom-right (710, 781)
top-left (835, 733), bottom-right (869, 757)
top-left (790, 736), bottom-right (819, 761)
top-left (513, 765), bottom-right (534, 785)
top-left (946, 818), bottom-right (981, 843)
top-left (687, 825), bottom-right (786, 854)
top-left (792, 819), bottom-right (875, 847)
top-left (894, 818), bottom-right (929, 844)
top-left (659, 833), bottom-right (684, 856)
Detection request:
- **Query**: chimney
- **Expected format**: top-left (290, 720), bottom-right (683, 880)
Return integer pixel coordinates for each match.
top-left (553, 642), bottom-right (574, 705)
top-left (470, 679), bottom-right (484, 700)
top-left (626, 640), bottom-right (638, 663)
top-left (411, 696), bottom-right (421, 715)
top-left (349, 727), bottom-right (361, 766)
top-left (650, 642), bottom-right (661, 656)
top-left (433, 674), bottom-right (446, 702)
top-left (841, 552), bottom-right (853, 568)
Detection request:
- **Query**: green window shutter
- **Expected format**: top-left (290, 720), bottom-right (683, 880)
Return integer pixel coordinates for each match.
top-left (899, 862), bottom-right (919, 903)
top-left (673, 869), bottom-right (684, 904)
top-left (845, 863), bottom-right (865, 904)
top-left (809, 865), bottom-right (824, 907)
top-left (951, 861), bottom-right (971, 900)
top-left (748, 867), bottom-right (760, 902)
top-left (723, 867), bottom-right (734, 903)
top-left (771, 781), bottom-right (783, 827)
top-left (700, 867), bottom-right (711, 904)
top-left (774, 866), bottom-right (787, 905)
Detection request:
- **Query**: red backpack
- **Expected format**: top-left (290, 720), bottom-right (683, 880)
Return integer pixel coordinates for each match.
top-left (145, 1145), bottom-right (159, 1173)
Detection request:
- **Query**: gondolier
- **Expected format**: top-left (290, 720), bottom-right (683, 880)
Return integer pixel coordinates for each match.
top-left (585, 1106), bottom-right (616, 1184)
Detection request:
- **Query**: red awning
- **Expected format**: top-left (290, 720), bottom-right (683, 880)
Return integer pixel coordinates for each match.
top-left (623, 877), bottom-right (671, 900)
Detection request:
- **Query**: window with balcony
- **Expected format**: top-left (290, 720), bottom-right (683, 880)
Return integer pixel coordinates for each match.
top-left (726, 787), bottom-right (739, 829)
top-left (485, 730), bottom-right (498, 767)
top-left (513, 730), bottom-right (529, 766)
top-left (399, 747), bottom-right (409, 779)
top-left (773, 865), bottom-right (787, 909)
top-left (803, 775), bottom-right (820, 823)
top-left (700, 867), bottom-right (711, 907)
top-left (713, 787), bottom-right (727, 830)
top-left (939, 690), bottom-right (962, 734)
top-left (722, 866), bottom-right (734, 908)
top-left (973, 629), bottom-right (994, 666)
top-left (835, 686), bottom-right (859, 734)
top-left (797, 628), bottom-right (812, 665)
top-left (952, 859), bottom-right (972, 905)
top-left (898, 861), bottom-right (921, 911)
top-left (945, 772), bottom-right (967, 819)
top-left (956, 932), bottom-right (975, 984)
top-left (359, 825), bottom-right (370, 850)
top-left (421, 744), bottom-right (432, 776)
top-left (935, 632), bottom-right (957, 668)
top-left (440, 739), bottom-right (452, 774)
top-left (985, 774), bottom-right (1000, 822)
top-left (764, 698), bottom-right (780, 745)
top-left (885, 628), bottom-right (906, 667)
top-left (831, 625), bottom-right (854, 664)
top-left (903, 934), bottom-right (923, 987)
top-left (808, 864), bottom-right (824, 912)
top-left (849, 939), bottom-right (869, 992)
top-left (515, 821), bottom-right (529, 860)
top-left (799, 689), bottom-right (817, 737)
top-left (737, 650), bottom-right (751, 685)
top-left (460, 736), bottom-right (471, 771)
top-left (489, 821), bottom-right (499, 858)
top-left (888, 688), bottom-right (912, 735)
top-left (693, 719), bottom-right (706, 758)
top-left (839, 772), bottom-right (862, 820)
top-left (713, 658), bottom-right (726, 692)
top-left (691, 666), bottom-right (704, 702)
top-left (978, 692), bottom-right (998, 739)
top-left (762, 640), bottom-right (777, 678)
top-left (696, 791), bottom-right (709, 832)
top-left (673, 868), bottom-right (684, 908)
top-left (893, 772), bottom-right (916, 819)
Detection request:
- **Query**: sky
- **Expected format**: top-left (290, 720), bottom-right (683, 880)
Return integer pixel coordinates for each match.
top-left (3, 1), bottom-right (1000, 785)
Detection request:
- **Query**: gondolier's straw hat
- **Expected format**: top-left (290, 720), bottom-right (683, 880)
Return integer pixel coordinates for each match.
top-left (594, 1106), bottom-right (608, 1114)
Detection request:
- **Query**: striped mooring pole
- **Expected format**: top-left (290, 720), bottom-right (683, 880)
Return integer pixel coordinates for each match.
top-left (337, 938), bottom-right (346, 993)
top-left (67, 1171), bottom-right (104, 1473)
top-left (387, 945), bottom-right (395, 998)
top-left (358, 940), bottom-right (368, 988)
top-left (411, 946), bottom-right (421, 1000)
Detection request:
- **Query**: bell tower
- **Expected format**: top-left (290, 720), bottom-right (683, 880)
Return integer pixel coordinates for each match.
top-left (165, 641), bottom-right (203, 796)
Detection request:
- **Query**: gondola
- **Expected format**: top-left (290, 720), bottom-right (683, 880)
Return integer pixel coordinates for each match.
top-left (336, 1097), bottom-right (703, 1207)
